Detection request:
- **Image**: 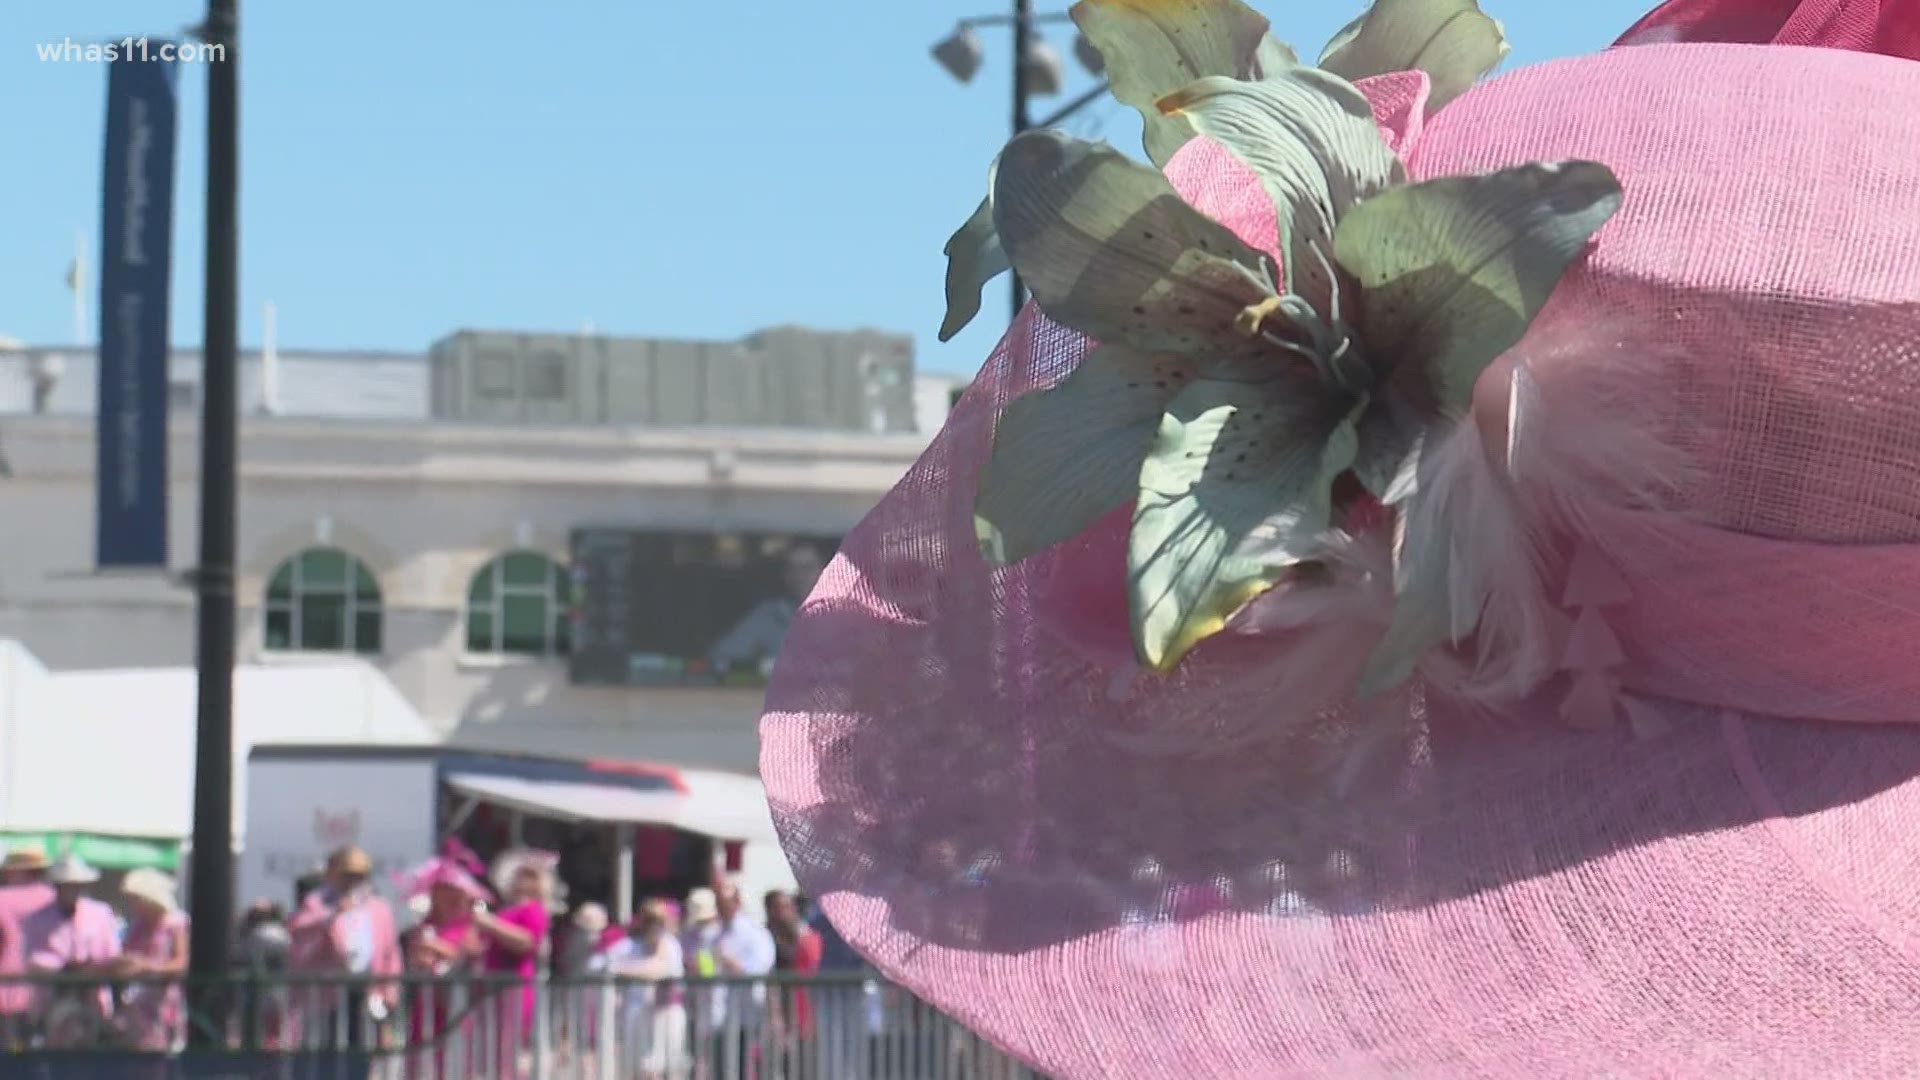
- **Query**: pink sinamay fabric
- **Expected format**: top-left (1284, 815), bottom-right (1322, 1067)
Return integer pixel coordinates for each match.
top-left (762, 43), bottom-right (1920, 1079)
top-left (1616, 0), bottom-right (1920, 57)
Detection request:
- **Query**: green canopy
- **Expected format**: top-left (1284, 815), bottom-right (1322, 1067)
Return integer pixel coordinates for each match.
top-left (1, 832), bottom-right (179, 871)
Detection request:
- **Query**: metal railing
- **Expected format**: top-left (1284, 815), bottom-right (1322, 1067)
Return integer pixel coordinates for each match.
top-left (0, 971), bottom-right (1040, 1079)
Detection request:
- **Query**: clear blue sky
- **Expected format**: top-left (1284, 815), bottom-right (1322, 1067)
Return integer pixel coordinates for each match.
top-left (1, 1), bottom-right (1651, 375)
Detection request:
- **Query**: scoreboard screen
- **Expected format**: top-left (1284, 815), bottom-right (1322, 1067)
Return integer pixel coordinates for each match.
top-left (569, 528), bottom-right (839, 687)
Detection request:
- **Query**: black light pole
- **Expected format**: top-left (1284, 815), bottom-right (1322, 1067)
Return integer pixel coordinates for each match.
top-left (1009, 0), bottom-right (1033, 324)
top-left (187, 0), bottom-right (239, 1048)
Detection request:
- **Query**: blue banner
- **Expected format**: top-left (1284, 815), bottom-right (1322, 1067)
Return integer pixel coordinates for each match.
top-left (96, 47), bottom-right (179, 568)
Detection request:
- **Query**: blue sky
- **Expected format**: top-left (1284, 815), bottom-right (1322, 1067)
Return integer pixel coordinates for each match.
top-left (2, 1), bottom-right (1653, 375)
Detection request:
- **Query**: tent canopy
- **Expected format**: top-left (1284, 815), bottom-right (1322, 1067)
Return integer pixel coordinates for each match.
top-left (445, 767), bottom-right (780, 845)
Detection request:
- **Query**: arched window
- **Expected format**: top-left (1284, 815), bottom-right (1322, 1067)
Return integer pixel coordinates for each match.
top-left (465, 551), bottom-right (571, 657)
top-left (264, 547), bottom-right (383, 654)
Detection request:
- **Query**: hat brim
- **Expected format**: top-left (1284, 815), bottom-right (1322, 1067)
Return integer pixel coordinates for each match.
top-left (760, 44), bottom-right (1920, 1079)
top-left (123, 889), bottom-right (178, 912)
top-left (769, 705), bottom-right (1920, 1076)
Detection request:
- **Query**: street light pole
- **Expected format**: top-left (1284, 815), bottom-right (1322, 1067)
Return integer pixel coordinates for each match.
top-left (934, 6), bottom-right (1105, 326)
top-left (187, 0), bottom-right (239, 1048)
top-left (1010, 0), bottom-right (1033, 324)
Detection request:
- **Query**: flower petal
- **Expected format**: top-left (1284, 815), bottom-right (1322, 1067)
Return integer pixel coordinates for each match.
top-left (1351, 395), bottom-right (1427, 503)
top-left (1333, 160), bottom-right (1623, 417)
top-left (992, 129), bottom-right (1281, 360)
top-left (939, 195), bottom-right (1011, 342)
top-left (1129, 372), bottom-right (1358, 671)
top-left (1069, 0), bottom-right (1281, 167)
top-left (1319, 0), bottom-right (1511, 112)
top-left (1157, 71), bottom-right (1406, 317)
top-left (975, 345), bottom-right (1197, 565)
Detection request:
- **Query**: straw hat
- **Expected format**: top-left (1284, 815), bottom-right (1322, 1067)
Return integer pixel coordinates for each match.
top-left (0, 843), bottom-right (49, 874)
top-left (46, 854), bottom-right (99, 887)
top-left (325, 846), bottom-right (372, 877)
top-left (120, 868), bottom-right (178, 913)
top-left (758, 2), bottom-right (1920, 1077)
top-left (683, 887), bottom-right (718, 924)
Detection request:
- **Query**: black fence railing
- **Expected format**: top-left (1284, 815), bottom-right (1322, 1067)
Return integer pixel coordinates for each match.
top-left (0, 971), bottom-right (1041, 1079)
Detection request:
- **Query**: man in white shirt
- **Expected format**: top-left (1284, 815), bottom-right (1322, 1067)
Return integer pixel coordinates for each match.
top-left (696, 879), bottom-right (775, 1071)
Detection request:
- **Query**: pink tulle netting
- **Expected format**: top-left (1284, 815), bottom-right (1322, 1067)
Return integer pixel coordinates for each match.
top-left (763, 44), bottom-right (1920, 1079)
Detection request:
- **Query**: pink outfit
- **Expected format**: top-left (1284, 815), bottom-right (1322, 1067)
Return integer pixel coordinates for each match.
top-left (0, 904), bottom-right (26, 1019)
top-left (118, 912), bottom-right (187, 1052)
top-left (286, 888), bottom-right (403, 1038)
top-left (287, 890), bottom-right (403, 982)
top-left (0, 884), bottom-right (55, 959)
top-left (406, 914), bottom-right (479, 1080)
top-left (481, 899), bottom-right (550, 1036)
top-left (24, 898), bottom-right (119, 1016)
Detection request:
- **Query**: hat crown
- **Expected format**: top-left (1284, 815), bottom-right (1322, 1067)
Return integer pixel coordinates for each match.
top-left (48, 854), bottom-right (99, 885)
top-left (1152, 43), bottom-right (1920, 727)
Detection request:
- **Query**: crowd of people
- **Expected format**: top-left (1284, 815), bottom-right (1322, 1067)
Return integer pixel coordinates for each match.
top-left (0, 843), bottom-right (190, 1054)
top-left (0, 837), bottom-right (850, 1078)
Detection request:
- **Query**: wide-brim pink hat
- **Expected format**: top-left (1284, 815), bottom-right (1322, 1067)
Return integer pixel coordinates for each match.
top-left (762, 1), bottom-right (1920, 1076)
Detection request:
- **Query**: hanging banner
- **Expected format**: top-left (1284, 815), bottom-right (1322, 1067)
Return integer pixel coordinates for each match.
top-left (96, 46), bottom-right (180, 567)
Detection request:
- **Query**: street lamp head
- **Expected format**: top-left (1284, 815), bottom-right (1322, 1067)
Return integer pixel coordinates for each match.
top-left (1022, 34), bottom-right (1065, 96)
top-left (931, 26), bottom-right (984, 84)
top-left (1073, 32), bottom-right (1105, 75)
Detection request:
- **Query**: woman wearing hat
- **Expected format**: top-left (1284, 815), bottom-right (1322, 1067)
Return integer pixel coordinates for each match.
top-left (113, 869), bottom-right (188, 1054)
top-left (474, 848), bottom-right (556, 1076)
top-left (394, 849), bottom-right (490, 1080)
top-left (758, 0), bottom-right (1920, 1076)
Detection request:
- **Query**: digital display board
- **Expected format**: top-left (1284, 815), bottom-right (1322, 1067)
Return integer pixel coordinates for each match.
top-left (569, 529), bottom-right (839, 686)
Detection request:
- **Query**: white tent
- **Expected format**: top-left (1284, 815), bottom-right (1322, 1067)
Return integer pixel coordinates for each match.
top-left (439, 765), bottom-right (797, 918)
top-left (0, 640), bottom-right (437, 847)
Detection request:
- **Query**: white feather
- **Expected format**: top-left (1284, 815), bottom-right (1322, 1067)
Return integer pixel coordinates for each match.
top-left (1410, 322), bottom-right (1698, 707)
top-left (1508, 325), bottom-right (1698, 532)
top-left (1398, 419), bottom-right (1558, 704)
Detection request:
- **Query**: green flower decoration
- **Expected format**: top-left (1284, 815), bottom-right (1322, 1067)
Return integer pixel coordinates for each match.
top-left (957, 1), bottom-right (1622, 690)
top-left (941, 0), bottom-right (1512, 344)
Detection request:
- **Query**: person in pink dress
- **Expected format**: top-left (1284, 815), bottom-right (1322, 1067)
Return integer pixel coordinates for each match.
top-left (396, 852), bottom-right (491, 1080)
top-left (473, 848), bottom-right (555, 1077)
top-left (113, 869), bottom-right (189, 1054)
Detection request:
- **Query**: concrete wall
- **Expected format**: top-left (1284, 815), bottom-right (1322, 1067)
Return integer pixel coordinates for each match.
top-left (0, 416), bottom-right (925, 773)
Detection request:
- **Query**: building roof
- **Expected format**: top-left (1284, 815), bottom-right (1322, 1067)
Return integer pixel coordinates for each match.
top-left (0, 328), bottom-right (945, 431)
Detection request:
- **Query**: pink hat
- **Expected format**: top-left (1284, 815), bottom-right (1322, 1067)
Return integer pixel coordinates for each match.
top-left (762, 2), bottom-right (1920, 1077)
top-left (393, 856), bottom-right (490, 905)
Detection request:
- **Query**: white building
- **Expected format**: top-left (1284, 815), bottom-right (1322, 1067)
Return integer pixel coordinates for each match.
top-left (0, 331), bottom-right (958, 775)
